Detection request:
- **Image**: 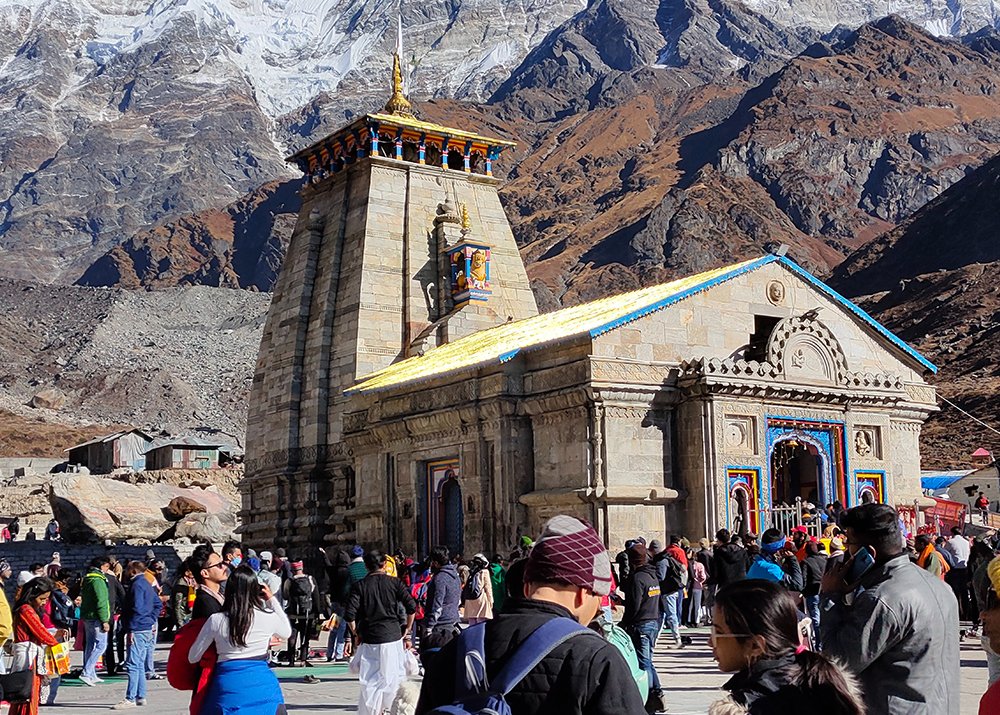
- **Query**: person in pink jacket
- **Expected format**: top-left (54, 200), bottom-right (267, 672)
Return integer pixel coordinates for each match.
top-left (462, 554), bottom-right (494, 624)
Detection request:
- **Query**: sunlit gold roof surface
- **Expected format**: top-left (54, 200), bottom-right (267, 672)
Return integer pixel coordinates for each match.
top-left (350, 257), bottom-right (766, 394)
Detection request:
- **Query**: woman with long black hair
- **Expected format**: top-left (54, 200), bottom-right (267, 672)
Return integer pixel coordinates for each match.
top-left (708, 579), bottom-right (865, 715)
top-left (10, 577), bottom-right (65, 715)
top-left (188, 564), bottom-right (291, 714)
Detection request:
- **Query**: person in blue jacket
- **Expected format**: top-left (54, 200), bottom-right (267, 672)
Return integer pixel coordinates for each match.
top-left (747, 529), bottom-right (804, 592)
top-left (112, 562), bottom-right (163, 710)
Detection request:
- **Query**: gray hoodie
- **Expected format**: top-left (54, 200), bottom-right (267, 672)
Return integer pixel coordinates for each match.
top-left (425, 563), bottom-right (461, 628)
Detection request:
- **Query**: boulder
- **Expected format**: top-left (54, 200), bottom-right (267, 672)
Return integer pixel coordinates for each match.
top-left (49, 474), bottom-right (236, 542)
top-left (30, 387), bottom-right (67, 410)
top-left (164, 512), bottom-right (232, 543)
top-left (163, 496), bottom-right (207, 520)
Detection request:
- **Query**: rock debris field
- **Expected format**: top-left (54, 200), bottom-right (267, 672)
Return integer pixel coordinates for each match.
top-left (0, 279), bottom-right (270, 446)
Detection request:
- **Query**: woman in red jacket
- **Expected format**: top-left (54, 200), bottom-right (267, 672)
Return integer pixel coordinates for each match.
top-left (11, 578), bottom-right (65, 715)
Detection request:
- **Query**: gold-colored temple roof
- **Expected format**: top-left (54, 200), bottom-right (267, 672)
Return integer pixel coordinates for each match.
top-left (350, 257), bottom-right (766, 394)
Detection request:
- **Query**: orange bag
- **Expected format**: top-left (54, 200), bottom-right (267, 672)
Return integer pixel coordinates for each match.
top-left (46, 642), bottom-right (71, 675)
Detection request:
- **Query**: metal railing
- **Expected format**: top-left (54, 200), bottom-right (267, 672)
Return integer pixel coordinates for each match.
top-left (761, 497), bottom-right (823, 538)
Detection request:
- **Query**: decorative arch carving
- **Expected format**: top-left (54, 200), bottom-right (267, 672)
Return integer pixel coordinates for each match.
top-left (766, 315), bottom-right (849, 385)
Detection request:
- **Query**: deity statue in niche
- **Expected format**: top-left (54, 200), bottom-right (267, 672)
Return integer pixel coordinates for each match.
top-left (855, 429), bottom-right (874, 457)
top-left (446, 241), bottom-right (492, 305)
top-left (469, 249), bottom-right (488, 288)
top-left (451, 251), bottom-right (468, 294)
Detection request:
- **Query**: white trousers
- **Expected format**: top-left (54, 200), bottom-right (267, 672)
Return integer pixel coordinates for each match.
top-left (356, 640), bottom-right (406, 715)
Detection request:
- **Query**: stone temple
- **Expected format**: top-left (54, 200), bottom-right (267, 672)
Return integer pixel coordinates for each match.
top-left (242, 57), bottom-right (938, 555)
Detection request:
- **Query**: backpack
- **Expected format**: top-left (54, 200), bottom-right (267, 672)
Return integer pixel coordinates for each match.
top-left (462, 566), bottom-right (485, 601)
top-left (410, 574), bottom-right (431, 620)
top-left (599, 617), bottom-right (647, 698)
top-left (287, 575), bottom-right (316, 616)
top-left (49, 589), bottom-right (73, 629)
top-left (427, 618), bottom-right (588, 715)
top-left (660, 554), bottom-right (688, 593)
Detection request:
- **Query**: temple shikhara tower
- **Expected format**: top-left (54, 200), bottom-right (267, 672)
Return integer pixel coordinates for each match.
top-left (242, 52), bottom-right (537, 547)
top-left (243, 53), bottom-right (939, 554)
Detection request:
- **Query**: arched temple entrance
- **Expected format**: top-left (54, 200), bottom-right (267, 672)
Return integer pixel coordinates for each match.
top-left (770, 437), bottom-right (823, 506)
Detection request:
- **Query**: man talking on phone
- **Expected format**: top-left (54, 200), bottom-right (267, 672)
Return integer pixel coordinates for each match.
top-left (819, 503), bottom-right (959, 714)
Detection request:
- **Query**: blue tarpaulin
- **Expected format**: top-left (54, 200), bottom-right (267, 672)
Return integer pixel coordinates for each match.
top-left (920, 472), bottom-right (972, 491)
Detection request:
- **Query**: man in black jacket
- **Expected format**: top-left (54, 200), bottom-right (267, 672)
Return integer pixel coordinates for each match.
top-left (346, 550), bottom-right (416, 715)
top-left (621, 543), bottom-right (666, 715)
top-left (711, 529), bottom-right (747, 589)
top-left (416, 515), bottom-right (647, 715)
top-left (800, 540), bottom-right (827, 645)
top-left (104, 564), bottom-right (126, 676)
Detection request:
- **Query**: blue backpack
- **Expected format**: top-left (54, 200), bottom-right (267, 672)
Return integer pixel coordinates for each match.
top-left (428, 617), bottom-right (589, 714)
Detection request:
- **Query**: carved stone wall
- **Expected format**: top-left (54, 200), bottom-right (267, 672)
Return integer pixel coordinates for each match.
top-left (243, 153), bottom-right (537, 547)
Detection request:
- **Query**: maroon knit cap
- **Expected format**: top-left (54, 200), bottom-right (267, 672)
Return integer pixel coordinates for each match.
top-left (524, 515), bottom-right (613, 596)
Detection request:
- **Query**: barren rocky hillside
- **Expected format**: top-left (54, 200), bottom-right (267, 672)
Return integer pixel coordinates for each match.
top-left (0, 279), bottom-right (269, 448)
top-left (829, 153), bottom-right (1000, 468)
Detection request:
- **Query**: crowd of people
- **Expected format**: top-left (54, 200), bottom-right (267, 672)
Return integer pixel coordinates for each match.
top-left (1, 502), bottom-right (997, 714)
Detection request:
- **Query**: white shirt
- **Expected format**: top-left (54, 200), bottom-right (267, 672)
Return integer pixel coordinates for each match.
top-left (188, 597), bottom-right (291, 663)
top-left (945, 535), bottom-right (970, 568)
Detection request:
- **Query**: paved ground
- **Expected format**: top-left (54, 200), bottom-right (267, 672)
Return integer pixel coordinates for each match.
top-left (37, 628), bottom-right (989, 713)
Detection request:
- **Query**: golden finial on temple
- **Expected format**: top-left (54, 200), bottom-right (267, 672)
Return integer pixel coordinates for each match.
top-left (460, 202), bottom-right (471, 233)
top-left (383, 15), bottom-right (414, 117)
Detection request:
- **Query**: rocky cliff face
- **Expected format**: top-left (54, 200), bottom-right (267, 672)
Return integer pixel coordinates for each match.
top-left (3, 0), bottom-right (1000, 289)
top-left (3, 1), bottom-right (1000, 463)
top-left (828, 153), bottom-right (1000, 467)
top-left (0, 0), bottom-right (583, 283)
top-left (0, 278), bottom-right (269, 441)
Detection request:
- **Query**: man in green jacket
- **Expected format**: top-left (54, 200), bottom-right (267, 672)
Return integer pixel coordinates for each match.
top-left (80, 556), bottom-right (111, 686)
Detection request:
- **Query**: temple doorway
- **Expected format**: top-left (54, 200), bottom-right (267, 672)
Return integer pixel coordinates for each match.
top-left (418, 460), bottom-right (465, 557)
top-left (770, 438), bottom-right (822, 506)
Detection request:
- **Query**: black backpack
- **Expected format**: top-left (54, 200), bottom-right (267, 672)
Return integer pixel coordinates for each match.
top-left (462, 566), bottom-right (485, 601)
top-left (659, 554), bottom-right (688, 593)
top-left (50, 588), bottom-right (73, 629)
top-left (287, 575), bottom-right (316, 616)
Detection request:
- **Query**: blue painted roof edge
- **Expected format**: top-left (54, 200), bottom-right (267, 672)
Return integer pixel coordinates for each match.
top-left (775, 256), bottom-right (937, 374)
top-left (589, 255), bottom-right (779, 338)
top-left (499, 349), bottom-right (521, 363)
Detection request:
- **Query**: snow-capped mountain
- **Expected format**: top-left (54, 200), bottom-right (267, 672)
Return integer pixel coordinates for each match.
top-left (744, 0), bottom-right (1000, 37)
top-left (1, 0), bottom-right (999, 285)
top-left (0, 0), bottom-right (585, 118)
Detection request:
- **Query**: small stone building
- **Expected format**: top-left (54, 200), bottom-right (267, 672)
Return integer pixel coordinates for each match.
top-left (242, 57), bottom-right (938, 554)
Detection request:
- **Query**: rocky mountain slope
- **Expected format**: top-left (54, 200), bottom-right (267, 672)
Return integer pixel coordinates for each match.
top-left (0, 278), bottom-right (269, 444)
top-left (74, 16), bottom-right (1000, 309)
top-left (828, 153), bottom-right (1000, 467)
top-left (2, 0), bottom-right (1000, 288)
top-left (3, 1), bottom-right (1000, 466)
top-left (0, 0), bottom-right (582, 283)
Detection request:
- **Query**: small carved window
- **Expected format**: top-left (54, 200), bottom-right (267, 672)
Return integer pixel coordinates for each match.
top-left (747, 315), bottom-right (781, 362)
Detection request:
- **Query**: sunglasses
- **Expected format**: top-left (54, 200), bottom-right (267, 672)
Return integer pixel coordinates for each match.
top-left (709, 624), bottom-right (753, 644)
top-left (204, 562), bottom-right (227, 571)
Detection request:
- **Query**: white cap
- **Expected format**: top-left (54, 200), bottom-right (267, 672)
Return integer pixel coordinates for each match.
top-left (260, 551), bottom-right (273, 563)
top-left (17, 571), bottom-right (35, 587)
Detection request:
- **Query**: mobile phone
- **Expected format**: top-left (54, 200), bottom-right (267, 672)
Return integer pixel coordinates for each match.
top-left (847, 546), bottom-right (875, 583)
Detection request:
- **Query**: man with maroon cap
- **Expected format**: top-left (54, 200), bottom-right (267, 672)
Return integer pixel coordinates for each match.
top-left (416, 515), bottom-right (648, 715)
